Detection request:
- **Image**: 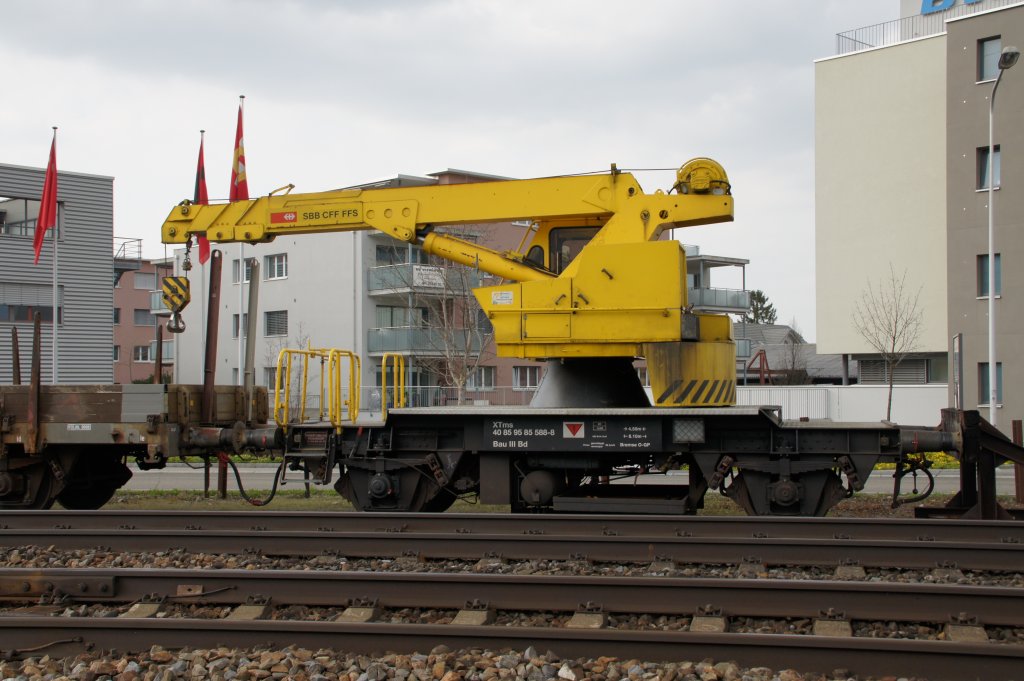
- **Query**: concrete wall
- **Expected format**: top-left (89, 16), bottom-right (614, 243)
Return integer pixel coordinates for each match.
top-left (737, 384), bottom-right (949, 424)
top-left (814, 36), bottom-right (948, 356)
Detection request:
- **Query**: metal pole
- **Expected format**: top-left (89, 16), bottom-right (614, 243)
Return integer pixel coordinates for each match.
top-left (987, 69), bottom-right (1002, 427)
top-left (238, 244), bottom-right (244, 386)
top-left (200, 251), bottom-right (226, 499)
top-left (244, 259), bottom-right (260, 422)
top-left (52, 203), bottom-right (58, 384)
top-left (1013, 419), bottom-right (1023, 504)
top-left (202, 250), bottom-right (223, 423)
top-left (11, 327), bottom-right (21, 385)
top-left (154, 324), bottom-right (164, 384)
top-left (27, 313), bottom-right (41, 454)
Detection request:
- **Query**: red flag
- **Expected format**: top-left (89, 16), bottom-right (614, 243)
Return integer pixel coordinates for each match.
top-left (33, 134), bottom-right (58, 265)
top-left (194, 133), bottom-right (211, 264)
top-left (229, 102), bottom-right (249, 201)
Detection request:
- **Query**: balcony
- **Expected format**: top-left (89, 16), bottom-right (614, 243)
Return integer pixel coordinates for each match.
top-left (113, 237), bottom-right (142, 286)
top-left (367, 326), bottom-right (483, 356)
top-left (368, 264), bottom-right (481, 297)
top-left (688, 287), bottom-right (750, 314)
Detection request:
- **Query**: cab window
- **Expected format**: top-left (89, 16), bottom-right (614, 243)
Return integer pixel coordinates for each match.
top-left (549, 227), bottom-right (599, 274)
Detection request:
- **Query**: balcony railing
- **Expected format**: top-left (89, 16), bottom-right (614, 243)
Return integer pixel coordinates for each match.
top-left (836, 0), bottom-right (1017, 55)
top-left (688, 287), bottom-right (750, 313)
top-left (367, 326), bottom-right (483, 356)
top-left (364, 385), bottom-right (538, 410)
top-left (368, 264), bottom-right (480, 295)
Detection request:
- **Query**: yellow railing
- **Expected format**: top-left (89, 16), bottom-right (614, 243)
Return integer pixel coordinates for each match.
top-left (381, 352), bottom-right (406, 418)
top-left (274, 347), bottom-right (361, 430)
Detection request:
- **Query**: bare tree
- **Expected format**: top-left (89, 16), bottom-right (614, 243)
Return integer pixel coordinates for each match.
top-left (774, 338), bottom-right (812, 385)
top-left (377, 225), bottom-right (495, 405)
top-left (852, 265), bottom-right (923, 421)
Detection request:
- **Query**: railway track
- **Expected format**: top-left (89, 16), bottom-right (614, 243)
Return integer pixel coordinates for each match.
top-left (0, 566), bottom-right (1023, 680)
top-left (3, 511), bottom-right (1024, 679)
top-left (3, 511), bottom-right (1024, 571)
top-left (4, 509), bottom-right (1024, 542)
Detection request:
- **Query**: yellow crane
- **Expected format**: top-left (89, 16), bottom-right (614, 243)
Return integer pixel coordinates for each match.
top-left (162, 158), bottom-right (735, 407)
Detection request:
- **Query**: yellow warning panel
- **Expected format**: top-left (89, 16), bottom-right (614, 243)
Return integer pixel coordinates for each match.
top-left (161, 276), bottom-right (190, 313)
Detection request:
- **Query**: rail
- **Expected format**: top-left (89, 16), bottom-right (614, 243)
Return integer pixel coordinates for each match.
top-left (3, 516), bottom-right (1022, 570)
top-left (836, 0), bottom-right (1020, 55)
top-left (274, 347), bottom-right (361, 429)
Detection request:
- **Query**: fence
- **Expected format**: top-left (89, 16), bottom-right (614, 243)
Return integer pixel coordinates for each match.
top-left (735, 384), bottom-right (950, 424)
top-left (836, 0), bottom-right (1019, 55)
top-left (277, 381), bottom-right (949, 425)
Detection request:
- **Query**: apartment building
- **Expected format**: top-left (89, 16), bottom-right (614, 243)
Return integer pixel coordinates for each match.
top-left (816, 0), bottom-right (1024, 432)
top-left (0, 163), bottom-right (115, 383)
top-left (112, 256), bottom-right (174, 384)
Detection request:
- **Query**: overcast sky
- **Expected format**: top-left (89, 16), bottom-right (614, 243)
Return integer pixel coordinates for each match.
top-left (2, 0), bottom-right (898, 341)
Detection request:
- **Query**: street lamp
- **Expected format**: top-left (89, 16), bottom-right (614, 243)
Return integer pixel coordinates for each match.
top-left (987, 45), bottom-right (1019, 427)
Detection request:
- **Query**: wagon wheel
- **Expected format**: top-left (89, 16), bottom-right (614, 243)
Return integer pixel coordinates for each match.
top-left (57, 455), bottom-right (133, 510)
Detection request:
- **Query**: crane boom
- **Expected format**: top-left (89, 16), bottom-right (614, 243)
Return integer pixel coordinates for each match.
top-left (161, 158), bottom-right (738, 407)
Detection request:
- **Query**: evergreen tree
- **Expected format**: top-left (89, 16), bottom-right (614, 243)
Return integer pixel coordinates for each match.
top-left (743, 289), bottom-right (777, 324)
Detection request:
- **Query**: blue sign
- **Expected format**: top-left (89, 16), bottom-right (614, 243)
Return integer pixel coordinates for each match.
top-left (921, 0), bottom-right (983, 15)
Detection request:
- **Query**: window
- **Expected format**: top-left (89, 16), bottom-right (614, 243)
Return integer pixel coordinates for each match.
top-left (133, 308), bottom-right (156, 326)
top-left (134, 272), bottom-right (156, 290)
top-left (113, 345), bottom-right (120, 362)
top-left (147, 340), bottom-right (174, 361)
top-left (467, 366), bottom-right (496, 391)
top-left (376, 305), bottom-right (428, 327)
top-left (232, 258), bottom-right (253, 284)
top-left (265, 253), bottom-right (288, 280)
top-left (978, 145), bottom-right (1001, 190)
top-left (265, 310), bottom-right (288, 336)
top-left (0, 304), bottom-right (59, 323)
top-left (977, 253), bottom-right (1002, 297)
top-left (979, 36), bottom-right (1001, 81)
top-left (264, 367), bottom-right (283, 390)
top-left (232, 313), bottom-right (249, 338)
top-left (550, 226), bottom-right (599, 274)
top-left (476, 308), bottom-right (493, 334)
top-left (113, 308), bottom-right (121, 325)
top-left (927, 357), bottom-right (948, 384)
top-left (0, 196), bottom-right (60, 238)
top-left (979, 362), bottom-right (1003, 405)
top-left (133, 345), bottom-right (153, 362)
top-left (513, 365), bottom-right (542, 390)
top-left (376, 244), bottom-right (429, 266)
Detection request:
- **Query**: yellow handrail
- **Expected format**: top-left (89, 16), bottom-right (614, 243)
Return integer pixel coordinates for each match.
top-left (275, 346), bottom-right (361, 431)
top-left (328, 348), bottom-right (361, 425)
top-left (381, 352), bottom-right (406, 418)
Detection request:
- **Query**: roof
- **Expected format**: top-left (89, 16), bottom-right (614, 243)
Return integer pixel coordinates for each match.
top-left (753, 343), bottom-right (857, 379)
top-left (734, 322), bottom-right (806, 345)
top-left (427, 168), bottom-right (516, 182)
top-left (0, 162), bottom-right (114, 181)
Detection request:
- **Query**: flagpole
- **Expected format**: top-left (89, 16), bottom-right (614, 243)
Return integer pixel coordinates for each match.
top-left (50, 127), bottom-right (59, 384)
top-left (237, 95), bottom-right (245, 387)
top-left (199, 129), bottom-right (207, 357)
